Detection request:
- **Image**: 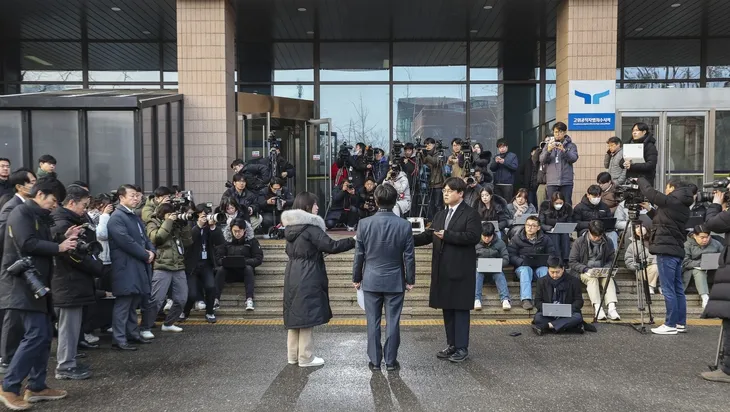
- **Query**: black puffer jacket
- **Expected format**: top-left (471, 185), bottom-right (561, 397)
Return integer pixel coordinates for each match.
top-left (572, 195), bottom-right (613, 233)
top-left (221, 187), bottom-right (259, 217)
top-left (625, 134), bottom-right (659, 187)
top-left (507, 229), bottom-right (557, 268)
top-left (50, 207), bottom-right (104, 308)
top-left (638, 177), bottom-right (693, 258)
top-left (214, 236), bottom-right (264, 268)
top-left (702, 204), bottom-right (730, 319)
top-left (477, 195), bottom-right (511, 231)
top-left (538, 200), bottom-right (573, 232)
top-left (281, 209), bottom-right (355, 329)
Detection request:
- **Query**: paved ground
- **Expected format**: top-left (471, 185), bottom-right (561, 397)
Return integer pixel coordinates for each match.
top-left (25, 324), bottom-right (729, 412)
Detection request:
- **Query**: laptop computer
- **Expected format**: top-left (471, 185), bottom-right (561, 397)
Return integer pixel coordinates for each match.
top-left (550, 222), bottom-right (577, 234)
top-left (700, 253), bottom-right (721, 271)
top-left (523, 254), bottom-right (550, 268)
top-left (542, 303), bottom-right (572, 318)
top-left (598, 217), bottom-right (617, 231)
top-left (685, 216), bottom-right (705, 231)
top-left (222, 256), bottom-right (248, 269)
top-left (477, 258), bottom-right (503, 273)
top-left (585, 267), bottom-right (618, 278)
top-left (513, 213), bottom-right (538, 225)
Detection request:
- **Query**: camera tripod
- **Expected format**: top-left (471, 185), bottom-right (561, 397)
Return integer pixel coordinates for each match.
top-left (595, 215), bottom-right (655, 333)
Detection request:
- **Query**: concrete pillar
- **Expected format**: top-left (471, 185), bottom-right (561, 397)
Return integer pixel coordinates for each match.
top-left (177, 0), bottom-right (236, 204)
top-left (555, 0), bottom-right (618, 204)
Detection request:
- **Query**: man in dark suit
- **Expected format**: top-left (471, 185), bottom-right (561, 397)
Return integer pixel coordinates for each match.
top-left (353, 185), bottom-right (416, 372)
top-left (414, 177), bottom-right (481, 363)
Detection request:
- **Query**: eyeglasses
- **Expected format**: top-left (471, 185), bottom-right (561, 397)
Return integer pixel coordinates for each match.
top-left (525, 223), bottom-right (540, 228)
top-left (443, 189), bottom-right (458, 194)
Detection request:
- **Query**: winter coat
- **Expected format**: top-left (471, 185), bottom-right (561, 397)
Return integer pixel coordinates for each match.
top-left (0, 179), bottom-right (12, 199)
top-left (141, 196), bottom-right (162, 224)
top-left (414, 202), bottom-right (481, 311)
top-left (534, 149), bottom-right (547, 186)
top-left (600, 183), bottom-right (620, 213)
top-left (0, 195), bottom-right (24, 255)
top-left (258, 186), bottom-right (294, 216)
top-left (463, 184), bottom-right (483, 210)
top-left (572, 195), bottom-right (613, 233)
top-left (624, 237), bottom-right (657, 270)
top-left (568, 232), bottom-right (615, 276)
top-left (475, 237), bottom-right (509, 269)
top-left (108, 206), bottom-right (156, 297)
top-left (420, 150), bottom-right (445, 189)
top-left (534, 274), bottom-right (584, 314)
top-left (517, 153), bottom-right (538, 190)
top-left (343, 155), bottom-right (368, 189)
top-left (0, 200), bottom-right (59, 313)
top-left (539, 135), bottom-right (579, 186)
top-left (50, 207), bottom-right (103, 308)
top-left (221, 213), bottom-right (254, 243)
top-left (625, 134), bottom-right (658, 187)
top-left (507, 229), bottom-right (557, 268)
top-left (95, 212), bottom-right (112, 264)
top-left (221, 187), bottom-right (260, 217)
top-left (383, 171), bottom-right (412, 214)
top-left (489, 152), bottom-right (519, 185)
top-left (447, 152), bottom-right (465, 179)
top-left (373, 157), bottom-right (389, 184)
top-left (604, 148), bottom-right (627, 185)
top-left (402, 156), bottom-right (418, 183)
top-left (474, 151), bottom-right (492, 172)
top-left (184, 224), bottom-right (225, 270)
top-left (702, 204), bottom-right (730, 319)
top-left (638, 177), bottom-right (693, 258)
top-left (240, 162), bottom-right (271, 191)
top-left (271, 155), bottom-right (296, 180)
top-left (538, 200), bottom-right (573, 232)
top-left (214, 236), bottom-right (264, 269)
top-left (281, 209), bottom-right (355, 329)
top-left (690, 202), bottom-right (708, 219)
top-left (507, 203), bottom-right (537, 226)
top-left (476, 195), bottom-right (510, 231)
top-left (146, 217), bottom-right (193, 272)
top-left (682, 237), bottom-right (724, 271)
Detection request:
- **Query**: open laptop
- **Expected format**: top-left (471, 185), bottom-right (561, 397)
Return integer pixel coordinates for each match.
top-left (598, 217), bottom-right (617, 231)
top-left (550, 222), bottom-right (577, 234)
top-left (477, 258), bottom-right (503, 273)
top-left (700, 253), bottom-right (721, 271)
top-left (685, 216), bottom-right (705, 231)
top-left (513, 213), bottom-right (538, 225)
top-left (523, 254), bottom-right (550, 268)
top-left (585, 267), bottom-right (619, 278)
top-left (542, 303), bottom-right (572, 318)
top-left (222, 256), bottom-right (248, 269)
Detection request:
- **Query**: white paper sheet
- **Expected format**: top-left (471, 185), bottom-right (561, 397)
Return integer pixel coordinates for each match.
top-left (357, 288), bottom-right (365, 310)
top-left (623, 143), bottom-right (645, 164)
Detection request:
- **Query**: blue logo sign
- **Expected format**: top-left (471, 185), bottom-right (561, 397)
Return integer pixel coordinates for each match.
top-left (574, 90), bottom-right (610, 105)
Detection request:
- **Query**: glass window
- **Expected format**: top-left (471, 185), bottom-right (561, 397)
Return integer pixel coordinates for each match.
top-left (320, 43), bottom-right (389, 82)
top-left (715, 111), bottom-right (730, 173)
top-left (273, 43), bottom-right (313, 82)
top-left (708, 81), bottom-right (730, 88)
top-left (20, 42), bottom-right (83, 82)
top-left (707, 39), bottom-right (730, 78)
top-left (470, 42), bottom-right (499, 81)
top-left (0, 111), bottom-right (23, 166)
top-left (158, 106), bottom-right (168, 186)
top-left (272, 85), bottom-right (314, 100)
top-left (87, 112), bottom-right (136, 193)
top-left (622, 82), bottom-right (700, 89)
top-left (89, 43), bottom-right (161, 83)
top-left (393, 42), bottom-right (466, 82)
top-left (321, 85), bottom-right (390, 150)
top-left (20, 84), bottom-right (82, 94)
top-left (31, 111), bottom-right (80, 184)
top-left (170, 102), bottom-right (180, 186)
top-left (469, 84), bottom-right (501, 151)
top-left (143, 108), bottom-right (154, 192)
top-left (623, 40), bottom-right (701, 80)
top-left (393, 84), bottom-right (466, 144)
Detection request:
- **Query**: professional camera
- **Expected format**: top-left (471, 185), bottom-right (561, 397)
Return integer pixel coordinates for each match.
top-left (389, 140), bottom-right (405, 174)
top-left (73, 224), bottom-right (103, 257)
top-left (460, 138), bottom-right (473, 159)
top-left (615, 178), bottom-right (649, 220)
top-left (363, 193), bottom-right (376, 213)
top-left (697, 177), bottom-right (730, 203)
top-left (272, 189), bottom-right (287, 212)
top-left (363, 145), bottom-right (376, 165)
top-left (6, 257), bottom-right (49, 299)
top-left (413, 136), bottom-right (426, 152)
top-left (267, 131), bottom-right (281, 150)
top-left (338, 142), bottom-right (353, 161)
top-left (173, 202), bottom-right (226, 224)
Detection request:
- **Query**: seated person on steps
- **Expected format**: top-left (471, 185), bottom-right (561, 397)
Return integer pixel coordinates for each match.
top-left (506, 188), bottom-right (537, 240)
top-left (682, 225), bottom-right (723, 309)
top-left (476, 186), bottom-right (510, 239)
top-left (624, 225), bottom-right (660, 295)
top-left (568, 220), bottom-right (621, 321)
top-left (258, 177), bottom-right (294, 233)
top-left (573, 184), bottom-right (618, 250)
top-left (474, 223), bottom-right (511, 312)
top-left (532, 256), bottom-right (585, 335)
top-left (507, 215), bottom-right (557, 311)
top-left (538, 192), bottom-right (573, 264)
top-left (325, 181), bottom-right (359, 230)
top-left (215, 218), bottom-right (263, 311)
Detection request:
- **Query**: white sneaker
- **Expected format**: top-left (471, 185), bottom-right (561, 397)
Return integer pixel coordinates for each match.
top-left (651, 324), bottom-right (678, 335)
top-left (474, 299), bottom-right (482, 310)
top-left (140, 330), bottom-right (155, 340)
top-left (84, 333), bottom-right (99, 344)
top-left (607, 307), bottom-right (621, 320)
top-left (595, 305), bottom-right (607, 320)
top-left (161, 324), bottom-right (183, 333)
top-left (245, 298), bottom-right (255, 311)
top-left (676, 324), bottom-right (687, 333)
top-left (701, 294), bottom-right (710, 309)
top-left (179, 313), bottom-right (186, 320)
top-left (347, 226), bottom-right (356, 231)
top-left (195, 301), bottom-right (206, 311)
top-left (164, 299), bottom-right (173, 311)
top-left (648, 286), bottom-right (656, 295)
top-left (299, 356), bottom-right (324, 367)
top-left (106, 327), bottom-right (113, 333)
top-left (502, 299), bottom-right (511, 311)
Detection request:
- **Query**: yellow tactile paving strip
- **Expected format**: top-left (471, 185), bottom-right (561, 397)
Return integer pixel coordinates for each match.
top-left (178, 318), bottom-right (723, 326)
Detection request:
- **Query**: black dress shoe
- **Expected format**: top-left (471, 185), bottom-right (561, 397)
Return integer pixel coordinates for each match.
top-left (532, 325), bottom-right (545, 336)
top-left (448, 348), bottom-right (468, 363)
top-left (112, 343), bottom-right (138, 351)
top-left (386, 361), bottom-right (400, 371)
top-left (436, 346), bottom-right (456, 359)
top-left (368, 362), bottom-right (381, 371)
top-left (75, 352), bottom-right (87, 359)
top-left (78, 340), bottom-right (100, 349)
top-left (129, 337), bottom-right (152, 344)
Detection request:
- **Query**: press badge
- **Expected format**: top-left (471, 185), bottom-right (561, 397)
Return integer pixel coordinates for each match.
top-left (201, 244), bottom-right (207, 260)
top-left (176, 239), bottom-right (184, 255)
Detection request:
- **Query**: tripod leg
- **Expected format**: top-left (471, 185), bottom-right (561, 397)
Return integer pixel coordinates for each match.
top-left (713, 323), bottom-right (725, 371)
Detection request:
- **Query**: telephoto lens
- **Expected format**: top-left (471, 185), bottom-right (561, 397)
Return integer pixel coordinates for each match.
top-left (23, 269), bottom-right (50, 299)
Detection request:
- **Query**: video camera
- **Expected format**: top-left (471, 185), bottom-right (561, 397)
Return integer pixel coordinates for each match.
top-left (338, 142), bottom-right (353, 161)
top-left (6, 257), bottom-right (49, 299)
top-left (460, 137), bottom-right (476, 185)
top-left (615, 178), bottom-right (649, 220)
top-left (268, 131), bottom-right (281, 150)
top-left (389, 140), bottom-right (405, 174)
top-left (364, 145), bottom-right (376, 165)
top-left (697, 176), bottom-right (730, 203)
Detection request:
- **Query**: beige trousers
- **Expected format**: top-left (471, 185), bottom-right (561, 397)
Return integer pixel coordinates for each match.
top-left (644, 264), bottom-right (659, 288)
top-left (580, 273), bottom-right (618, 306)
top-left (287, 328), bottom-right (314, 364)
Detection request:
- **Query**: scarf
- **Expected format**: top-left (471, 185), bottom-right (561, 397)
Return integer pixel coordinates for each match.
top-left (549, 275), bottom-right (567, 304)
top-left (512, 200), bottom-right (529, 217)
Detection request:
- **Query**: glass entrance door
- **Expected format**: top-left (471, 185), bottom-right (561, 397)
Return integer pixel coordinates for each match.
top-left (306, 118), bottom-right (334, 217)
top-left (665, 112), bottom-right (708, 188)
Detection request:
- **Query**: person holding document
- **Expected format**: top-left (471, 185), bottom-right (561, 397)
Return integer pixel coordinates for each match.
top-left (352, 185), bottom-right (415, 372)
top-left (624, 122), bottom-right (658, 188)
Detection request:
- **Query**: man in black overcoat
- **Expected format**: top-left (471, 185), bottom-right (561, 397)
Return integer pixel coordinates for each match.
top-left (414, 177), bottom-right (481, 362)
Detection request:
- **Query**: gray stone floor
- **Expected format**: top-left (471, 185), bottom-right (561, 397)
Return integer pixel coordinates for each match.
top-left (28, 324), bottom-right (730, 412)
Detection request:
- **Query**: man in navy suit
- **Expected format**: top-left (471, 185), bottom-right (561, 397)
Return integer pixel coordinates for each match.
top-left (353, 184), bottom-right (415, 371)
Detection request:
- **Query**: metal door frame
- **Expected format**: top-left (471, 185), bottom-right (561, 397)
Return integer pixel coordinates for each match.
top-left (664, 111), bottom-right (710, 187)
top-left (307, 118), bottom-right (333, 203)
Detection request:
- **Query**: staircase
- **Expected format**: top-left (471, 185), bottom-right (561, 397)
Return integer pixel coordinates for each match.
top-left (200, 238), bottom-right (704, 321)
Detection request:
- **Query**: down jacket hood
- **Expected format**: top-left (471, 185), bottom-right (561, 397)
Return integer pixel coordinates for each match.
top-left (282, 209), bottom-right (327, 242)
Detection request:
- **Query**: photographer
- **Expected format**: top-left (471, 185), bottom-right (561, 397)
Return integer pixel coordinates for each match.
top-left (462, 175), bottom-right (483, 209)
top-left (489, 139), bottom-right (519, 201)
top-left (258, 178), bottom-right (294, 233)
top-left (636, 177), bottom-right (693, 335)
top-left (419, 138), bottom-right (446, 220)
top-left (270, 146), bottom-right (296, 181)
top-left (472, 143), bottom-right (492, 172)
top-left (383, 163), bottom-right (411, 217)
top-left (402, 143), bottom-right (418, 189)
top-left (604, 136), bottom-right (626, 185)
top-left (36, 154), bottom-right (57, 179)
top-left (345, 143), bottom-right (371, 190)
top-left (215, 218), bottom-right (263, 312)
top-left (221, 173), bottom-right (262, 230)
top-left (0, 177), bottom-right (78, 408)
top-left (447, 138), bottom-right (466, 178)
top-left (219, 198), bottom-right (255, 244)
top-left (357, 178), bottom-right (378, 220)
top-left (51, 185), bottom-right (102, 380)
top-left (372, 149), bottom-right (389, 185)
top-left (230, 159), bottom-right (270, 192)
top-left (141, 186), bottom-right (172, 224)
top-left (540, 122), bottom-right (579, 205)
top-left (325, 181), bottom-right (359, 230)
top-left (700, 182), bottom-right (730, 383)
top-left (624, 123), bottom-right (659, 188)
